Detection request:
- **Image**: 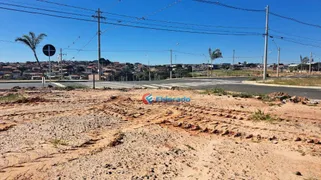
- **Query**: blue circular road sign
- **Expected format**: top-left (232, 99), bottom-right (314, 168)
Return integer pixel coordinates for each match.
top-left (42, 44), bottom-right (56, 57)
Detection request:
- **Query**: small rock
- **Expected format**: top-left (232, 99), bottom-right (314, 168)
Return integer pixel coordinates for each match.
top-left (254, 96), bottom-right (262, 99)
top-left (272, 140), bottom-right (278, 144)
top-left (222, 130), bottom-right (229, 136)
top-left (212, 129), bottom-right (220, 134)
top-left (307, 139), bottom-right (314, 143)
top-left (225, 114), bottom-right (232, 118)
top-left (173, 122), bottom-right (182, 127)
top-left (268, 136), bottom-right (277, 141)
top-left (132, 114), bottom-right (140, 118)
top-left (234, 132), bottom-right (242, 137)
top-left (191, 125), bottom-right (200, 131)
top-left (201, 127), bottom-right (209, 132)
top-left (309, 100), bottom-right (319, 105)
top-left (110, 95), bottom-right (118, 100)
top-left (295, 171), bottom-right (302, 176)
top-left (183, 123), bottom-right (192, 129)
top-left (294, 137), bottom-right (301, 142)
top-left (245, 134), bottom-right (253, 139)
top-left (256, 134), bottom-right (262, 140)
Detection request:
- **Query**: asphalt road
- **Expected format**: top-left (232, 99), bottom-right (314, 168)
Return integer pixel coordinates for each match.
top-left (196, 84), bottom-right (321, 99)
top-left (1, 78), bottom-right (320, 99)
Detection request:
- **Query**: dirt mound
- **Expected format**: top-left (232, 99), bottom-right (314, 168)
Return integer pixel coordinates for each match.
top-left (290, 96), bottom-right (309, 104)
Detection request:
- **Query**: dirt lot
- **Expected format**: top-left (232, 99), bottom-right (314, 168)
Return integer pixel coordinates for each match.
top-left (0, 88), bottom-right (321, 180)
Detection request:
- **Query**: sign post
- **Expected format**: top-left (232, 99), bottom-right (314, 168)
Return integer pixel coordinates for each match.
top-left (42, 44), bottom-right (56, 82)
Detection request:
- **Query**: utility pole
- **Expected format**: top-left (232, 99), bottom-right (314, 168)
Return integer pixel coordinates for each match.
top-left (59, 48), bottom-right (66, 80)
top-left (93, 8), bottom-right (106, 81)
top-left (263, 5), bottom-right (269, 80)
top-left (170, 49), bottom-right (173, 79)
top-left (233, 49), bottom-right (235, 65)
top-left (277, 47), bottom-right (280, 77)
top-left (309, 52), bottom-right (312, 74)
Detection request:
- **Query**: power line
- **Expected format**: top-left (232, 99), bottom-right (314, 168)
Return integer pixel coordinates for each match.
top-left (101, 0), bottom-right (183, 34)
top-left (272, 35), bottom-right (321, 49)
top-left (105, 17), bottom-right (261, 34)
top-left (33, 0), bottom-right (261, 30)
top-left (65, 36), bottom-right (81, 49)
top-left (0, 2), bottom-right (91, 17)
top-left (102, 10), bottom-right (261, 30)
top-left (0, 40), bottom-right (16, 43)
top-left (6, 1), bottom-right (237, 34)
top-left (269, 12), bottom-right (321, 29)
top-left (0, 6), bottom-right (262, 36)
top-left (174, 51), bottom-right (204, 56)
top-left (36, 0), bottom-right (95, 12)
top-left (68, 33), bottom-right (97, 60)
top-left (0, 6), bottom-right (97, 22)
top-left (193, 0), bottom-right (264, 12)
top-left (144, 0), bottom-right (182, 18)
top-left (65, 49), bottom-right (169, 53)
top-left (269, 29), bottom-right (321, 43)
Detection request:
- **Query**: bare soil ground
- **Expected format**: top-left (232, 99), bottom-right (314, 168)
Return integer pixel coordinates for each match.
top-left (0, 89), bottom-right (321, 180)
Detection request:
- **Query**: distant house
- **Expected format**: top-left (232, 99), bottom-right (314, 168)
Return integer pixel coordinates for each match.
top-left (1, 66), bottom-right (13, 71)
top-left (68, 75), bottom-right (81, 80)
top-left (85, 66), bottom-right (93, 73)
top-left (12, 70), bottom-right (21, 79)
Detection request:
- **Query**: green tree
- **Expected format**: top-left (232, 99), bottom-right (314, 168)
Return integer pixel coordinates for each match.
top-left (15, 32), bottom-right (47, 76)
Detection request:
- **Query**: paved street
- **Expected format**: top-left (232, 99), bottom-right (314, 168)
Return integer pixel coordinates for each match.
top-left (61, 78), bottom-right (243, 89)
top-left (0, 78), bottom-right (320, 99)
top-left (60, 78), bottom-right (321, 99)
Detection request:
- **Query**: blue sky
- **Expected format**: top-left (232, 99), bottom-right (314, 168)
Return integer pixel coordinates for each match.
top-left (0, 0), bottom-right (320, 65)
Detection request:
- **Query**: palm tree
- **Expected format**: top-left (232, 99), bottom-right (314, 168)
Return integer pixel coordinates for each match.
top-left (15, 32), bottom-right (47, 76)
top-left (208, 48), bottom-right (223, 76)
top-left (300, 55), bottom-right (310, 72)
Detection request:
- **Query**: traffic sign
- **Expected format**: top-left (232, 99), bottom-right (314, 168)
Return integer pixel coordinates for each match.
top-left (43, 44), bottom-right (56, 57)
